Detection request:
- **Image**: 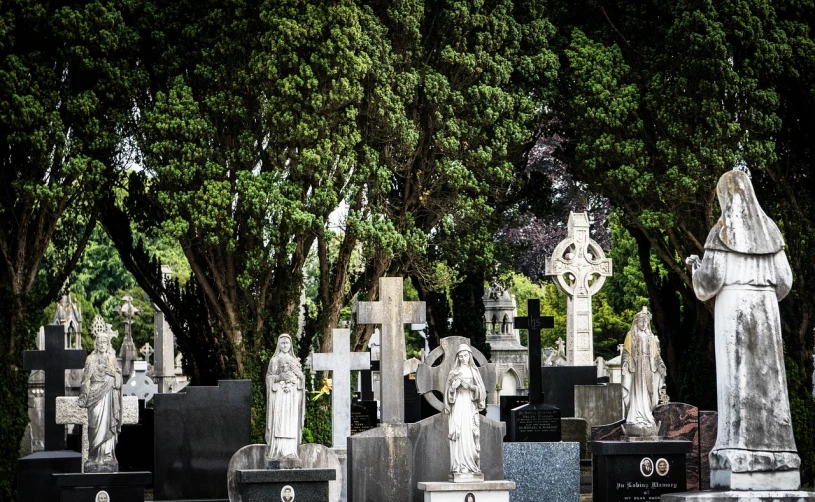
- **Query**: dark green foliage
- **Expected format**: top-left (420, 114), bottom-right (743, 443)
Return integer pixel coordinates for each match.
top-left (451, 272), bottom-right (490, 360)
top-left (786, 356), bottom-right (815, 488)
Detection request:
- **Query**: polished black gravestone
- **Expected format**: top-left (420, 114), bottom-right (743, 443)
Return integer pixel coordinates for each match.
top-left (403, 374), bottom-right (437, 424)
top-left (153, 380), bottom-right (251, 501)
top-left (236, 468), bottom-right (335, 502)
top-left (360, 358), bottom-right (379, 401)
top-left (541, 365), bottom-right (597, 418)
top-left (53, 471), bottom-right (151, 502)
top-left (499, 395), bottom-right (528, 440)
top-left (351, 399), bottom-right (378, 435)
top-left (508, 299), bottom-right (562, 442)
top-left (18, 325), bottom-right (86, 501)
top-left (116, 400), bottom-right (154, 477)
top-left (592, 440), bottom-right (692, 502)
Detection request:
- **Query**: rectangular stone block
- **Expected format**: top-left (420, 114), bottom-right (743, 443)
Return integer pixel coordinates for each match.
top-left (503, 442), bottom-right (580, 502)
top-left (541, 366), bottom-right (596, 417)
top-left (574, 384), bottom-right (623, 428)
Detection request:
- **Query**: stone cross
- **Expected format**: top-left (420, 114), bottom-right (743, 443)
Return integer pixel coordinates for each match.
top-left (356, 277), bottom-right (426, 424)
top-left (154, 265), bottom-right (177, 393)
top-left (56, 395), bottom-right (139, 470)
top-left (140, 342), bottom-right (154, 365)
top-left (123, 360), bottom-right (158, 403)
top-left (514, 299), bottom-right (554, 404)
top-left (23, 324), bottom-right (87, 450)
top-left (115, 295), bottom-right (141, 379)
top-left (311, 328), bottom-right (371, 448)
top-left (545, 212), bottom-right (612, 365)
top-left (416, 336), bottom-right (497, 411)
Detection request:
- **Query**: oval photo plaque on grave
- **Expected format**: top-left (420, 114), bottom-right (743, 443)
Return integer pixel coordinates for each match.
top-left (464, 493), bottom-right (475, 502)
top-left (281, 484), bottom-right (295, 501)
top-left (640, 457), bottom-right (654, 477)
top-left (95, 490), bottom-right (110, 502)
top-left (656, 457), bottom-right (670, 476)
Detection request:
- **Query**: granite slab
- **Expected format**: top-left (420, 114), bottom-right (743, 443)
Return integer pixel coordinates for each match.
top-left (662, 491), bottom-right (815, 501)
top-left (503, 442), bottom-right (579, 502)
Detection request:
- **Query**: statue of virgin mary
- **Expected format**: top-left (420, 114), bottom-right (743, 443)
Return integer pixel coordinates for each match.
top-left (443, 344), bottom-right (486, 482)
top-left (265, 334), bottom-right (306, 468)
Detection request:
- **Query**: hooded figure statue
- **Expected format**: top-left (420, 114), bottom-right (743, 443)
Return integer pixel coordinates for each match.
top-left (687, 169), bottom-right (800, 490)
top-left (443, 344), bottom-right (486, 482)
top-left (265, 334), bottom-right (306, 467)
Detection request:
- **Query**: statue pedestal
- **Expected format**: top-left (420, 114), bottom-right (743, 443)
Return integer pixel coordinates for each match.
top-left (52, 471), bottom-right (151, 502)
top-left (236, 468), bottom-right (335, 502)
top-left (662, 491), bottom-right (815, 501)
top-left (417, 480), bottom-right (516, 502)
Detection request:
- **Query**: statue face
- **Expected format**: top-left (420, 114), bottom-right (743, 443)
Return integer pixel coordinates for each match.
top-left (279, 337), bottom-right (291, 353)
top-left (635, 316), bottom-right (648, 331)
top-left (96, 338), bottom-right (109, 353)
top-left (457, 351), bottom-right (470, 365)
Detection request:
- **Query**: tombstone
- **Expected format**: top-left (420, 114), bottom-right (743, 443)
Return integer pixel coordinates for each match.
top-left (545, 211), bottom-right (612, 365)
top-left (139, 342), bottom-right (154, 366)
top-left (114, 295), bottom-right (141, 380)
top-left (483, 284), bottom-right (528, 398)
top-left (541, 365), bottom-right (597, 418)
top-left (509, 299), bottom-right (561, 443)
top-left (153, 380), bottom-right (252, 501)
top-left (574, 383), bottom-right (624, 428)
top-left (122, 360), bottom-right (158, 403)
top-left (311, 328), bottom-right (371, 449)
top-left (24, 326), bottom-right (46, 455)
top-left (116, 400), bottom-right (155, 476)
top-left (154, 265), bottom-right (178, 394)
top-left (52, 471), bottom-right (152, 502)
top-left (403, 373), bottom-right (436, 423)
top-left (350, 400), bottom-right (377, 435)
top-left (498, 395), bottom-right (528, 440)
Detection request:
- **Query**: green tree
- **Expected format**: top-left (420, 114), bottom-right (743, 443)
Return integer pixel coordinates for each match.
top-left (0, 1), bottom-right (138, 497)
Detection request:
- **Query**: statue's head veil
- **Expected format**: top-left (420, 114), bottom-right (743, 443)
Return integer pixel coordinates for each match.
top-left (705, 170), bottom-right (784, 254)
top-left (273, 333), bottom-right (294, 357)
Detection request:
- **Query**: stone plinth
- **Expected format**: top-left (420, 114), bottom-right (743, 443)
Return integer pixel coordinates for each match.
top-left (662, 491), bottom-right (815, 501)
top-left (503, 442), bottom-right (579, 501)
top-left (574, 384), bottom-right (623, 428)
top-left (52, 471), bottom-right (151, 502)
top-left (418, 481), bottom-right (516, 502)
top-left (237, 468), bottom-right (335, 502)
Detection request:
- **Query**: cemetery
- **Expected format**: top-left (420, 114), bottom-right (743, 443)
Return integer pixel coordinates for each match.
top-left (2, 2), bottom-right (815, 502)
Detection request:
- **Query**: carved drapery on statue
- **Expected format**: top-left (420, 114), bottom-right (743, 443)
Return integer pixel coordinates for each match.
top-left (265, 334), bottom-right (305, 468)
top-left (687, 169), bottom-right (800, 490)
top-left (621, 307), bottom-right (666, 438)
top-left (444, 344), bottom-right (486, 482)
top-left (79, 315), bottom-right (123, 473)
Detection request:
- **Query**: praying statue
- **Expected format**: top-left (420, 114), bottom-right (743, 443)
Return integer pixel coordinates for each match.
top-left (265, 334), bottom-right (306, 468)
top-left (687, 169), bottom-right (800, 490)
top-left (78, 315), bottom-right (123, 473)
top-left (444, 344), bottom-right (486, 482)
top-left (621, 306), bottom-right (666, 438)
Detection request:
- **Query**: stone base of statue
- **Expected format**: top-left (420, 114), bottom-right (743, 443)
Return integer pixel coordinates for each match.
top-left (83, 459), bottom-right (118, 473)
top-left (662, 490), bottom-right (815, 501)
top-left (52, 471), bottom-right (151, 502)
top-left (418, 480), bottom-right (515, 502)
top-left (711, 467), bottom-right (801, 491)
top-left (592, 440), bottom-right (692, 502)
top-left (236, 468), bottom-right (335, 502)
top-left (450, 471), bottom-right (484, 483)
top-left (266, 456), bottom-right (302, 470)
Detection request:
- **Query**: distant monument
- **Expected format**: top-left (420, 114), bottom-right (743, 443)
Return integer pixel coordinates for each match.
top-left (620, 307), bottom-right (666, 438)
top-left (483, 284), bottom-right (527, 397)
top-left (265, 334), bottom-right (305, 469)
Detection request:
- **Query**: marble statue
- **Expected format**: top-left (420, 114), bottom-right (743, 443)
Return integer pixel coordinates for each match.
top-left (444, 344), bottom-right (486, 482)
top-left (552, 337), bottom-right (567, 366)
top-left (78, 316), bottom-right (123, 472)
top-left (265, 334), bottom-right (306, 468)
top-left (621, 306), bottom-right (666, 438)
top-left (687, 169), bottom-right (800, 490)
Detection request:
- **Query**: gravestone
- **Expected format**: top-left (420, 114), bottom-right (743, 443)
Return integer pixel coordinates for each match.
top-left (541, 365), bottom-right (597, 417)
top-left (356, 276), bottom-right (425, 424)
top-left (504, 442), bottom-right (580, 501)
top-left (154, 265), bottom-right (178, 393)
top-left (545, 212), bottom-right (612, 365)
top-left (52, 471), bottom-right (152, 502)
top-left (350, 400), bottom-right (377, 435)
top-left (509, 299), bottom-right (561, 442)
top-left (499, 395), bottom-right (528, 440)
top-left (575, 383), bottom-right (624, 428)
top-left (312, 328), bottom-right (370, 449)
top-left (115, 295), bottom-right (141, 380)
top-left (153, 380), bottom-right (252, 501)
top-left (116, 400), bottom-right (154, 475)
top-left (403, 373), bottom-right (437, 423)
top-left (122, 360), bottom-right (157, 402)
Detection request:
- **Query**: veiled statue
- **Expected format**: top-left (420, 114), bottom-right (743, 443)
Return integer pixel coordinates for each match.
top-left (78, 316), bottom-right (123, 472)
top-left (621, 306), bottom-right (666, 438)
top-left (687, 169), bottom-right (800, 490)
top-left (265, 334), bottom-right (305, 468)
top-left (444, 344), bottom-right (486, 482)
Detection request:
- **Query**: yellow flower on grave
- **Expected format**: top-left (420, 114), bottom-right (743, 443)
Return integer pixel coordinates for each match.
top-left (311, 378), bottom-right (332, 401)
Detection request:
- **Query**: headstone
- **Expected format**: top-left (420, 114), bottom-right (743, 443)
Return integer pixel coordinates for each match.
top-left (356, 276), bottom-right (426, 424)
top-left (403, 373), bottom-right (437, 423)
top-left (498, 396), bottom-right (528, 440)
top-left (509, 299), bottom-right (561, 442)
top-left (139, 343), bottom-right (154, 366)
top-left (504, 442), bottom-right (580, 501)
top-left (545, 211), bottom-right (612, 365)
top-left (541, 365), bottom-right (597, 418)
top-left (311, 328), bottom-right (371, 448)
top-left (55, 395), bottom-right (139, 470)
top-left (592, 440), bottom-right (691, 502)
top-left (154, 265), bottom-right (177, 394)
top-left (350, 400), bottom-right (377, 435)
top-left (359, 358), bottom-right (379, 402)
top-left (114, 295), bottom-right (141, 380)
top-left (23, 324), bottom-right (87, 450)
top-left (575, 383), bottom-right (624, 428)
top-left (122, 360), bottom-right (158, 403)
top-left (25, 327), bottom-right (46, 454)
top-left (153, 380), bottom-right (252, 501)
top-left (52, 471), bottom-right (151, 502)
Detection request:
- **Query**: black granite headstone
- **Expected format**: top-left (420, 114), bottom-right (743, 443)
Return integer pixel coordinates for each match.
top-left (499, 395), bottom-right (528, 440)
top-left (509, 402), bottom-right (562, 442)
top-left (18, 450), bottom-right (82, 502)
top-left (403, 374), bottom-right (437, 423)
top-left (592, 440), bottom-right (692, 502)
top-left (541, 365), bottom-right (597, 417)
top-left (153, 380), bottom-right (252, 501)
top-left (53, 471), bottom-right (151, 502)
top-left (236, 468), bottom-right (335, 502)
top-left (351, 400), bottom-right (378, 435)
top-left (116, 400), bottom-right (154, 477)
top-left (360, 359), bottom-right (380, 401)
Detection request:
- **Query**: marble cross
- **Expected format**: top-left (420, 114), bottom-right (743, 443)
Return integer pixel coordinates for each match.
top-left (545, 212), bottom-right (612, 365)
top-left (140, 342), bottom-right (154, 365)
top-left (514, 299), bottom-right (554, 404)
top-left (357, 277), bottom-right (426, 424)
top-left (416, 336), bottom-right (496, 411)
top-left (55, 395), bottom-right (139, 470)
top-left (312, 328), bottom-right (371, 448)
top-left (23, 324), bottom-right (87, 450)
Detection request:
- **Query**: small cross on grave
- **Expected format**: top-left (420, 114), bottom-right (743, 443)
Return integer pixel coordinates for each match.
top-left (56, 395), bottom-right (139, 470)
top-left (357, 277), bottom-right (425, 424)
top-left (23, 324), bottom-right (87, 450)
top-left (510, 298), bottom-right (561, 442)
top-left (140, 342), bottom-right (154, 365)
top-left (312, 328), bottom-right (371, 448)
top-left (545, 212), bottom-right (612, 365)
top-left (416, 336), bottom-right (496, 411)
top-left (123, 360), bottom-right (158, 403)
top-left (115, 295), bottom-right (141, 379)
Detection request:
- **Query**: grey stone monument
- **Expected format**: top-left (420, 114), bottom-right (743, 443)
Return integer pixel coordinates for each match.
top-left (483, 285), bottom-right (527, 398)
top-left (545, 211), bottom-right (612, 365)
top-left (114, 295), bottom-right (141, 380)
top-left (154, 265), bottom-right (178, 393)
